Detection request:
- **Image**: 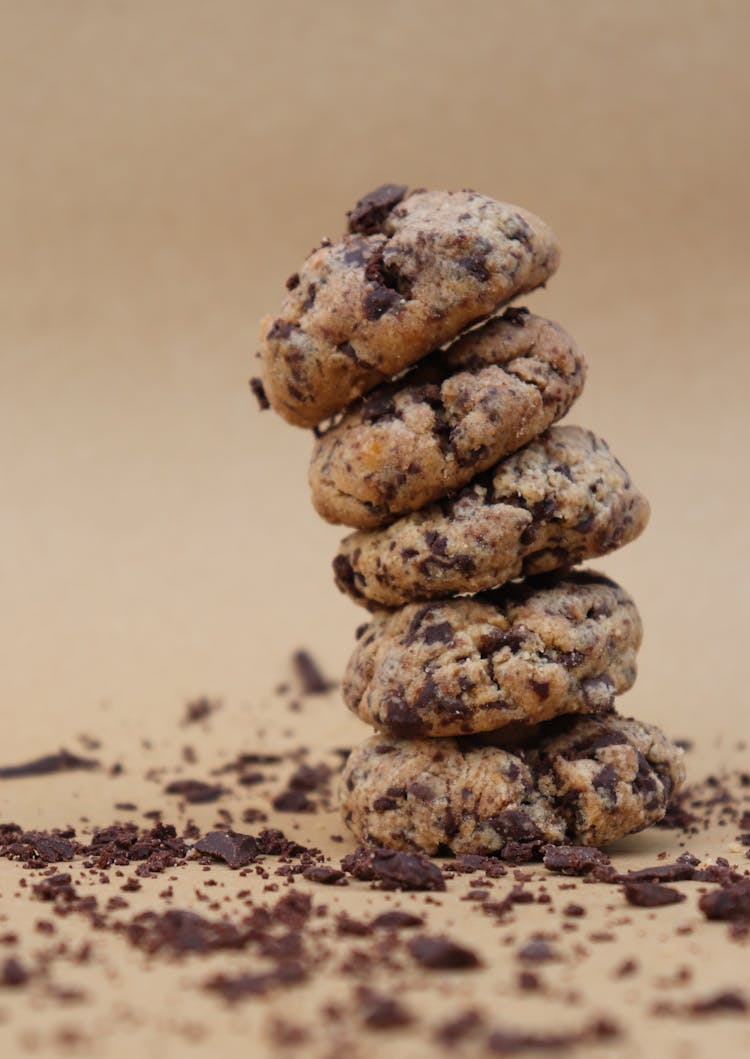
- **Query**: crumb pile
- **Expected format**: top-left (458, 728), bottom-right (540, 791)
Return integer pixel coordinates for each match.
top-left (254, 184), bottom-right (685, 858)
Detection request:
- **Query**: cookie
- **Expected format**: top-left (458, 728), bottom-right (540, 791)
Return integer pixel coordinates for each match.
top-left (340, 731), bottom-right (567, 858)
top-left (344, 571), bottom-right (641, 737)
top-left (340, 714), bottom-right (684, 855)
top-left (259, 186), bottom-right (560, 427)
top-left (310, 308), bottom-right (586, 529)
top-left (333, 426), bottom-right (649, 607)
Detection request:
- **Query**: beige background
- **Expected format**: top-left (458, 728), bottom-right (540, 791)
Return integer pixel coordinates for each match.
top-left (1, 3), bottom-right (750, 1056)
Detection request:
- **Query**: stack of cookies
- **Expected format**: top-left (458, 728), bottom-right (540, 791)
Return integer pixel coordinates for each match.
top-left (255, 184), bottom-right (684, 859)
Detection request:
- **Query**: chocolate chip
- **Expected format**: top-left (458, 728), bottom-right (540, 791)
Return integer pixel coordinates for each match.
top-left (622, 862), bottom-right (696, 884)
top-left (435, 1009), bottom-right (484, 1044)
top-left (459, 253), bottom-right (490, 281)
top-left (194, 831), bottom-right (260, 869)
top-left (489, 810), bottom-right (541, 844)
top-left (699, 881), bottom-right (750, 921)
top-left (341, 846), bottom-right (446, 892)
top-left (358, 988), bottom-right (413, 1029)
top-left (0, 957), bottom-right (28, 987)
top-left (363, 280), bottom-right (401, 321)
top-left (285, 272), bottom-right (300, 290)
top-left (370, 910), bottom-right (424, 930)
top-left (408, 782), bottom-right (435, 802)
top-left (623, 881), bottom-right (686, 907)
top-left (517, 936), bottom-right (557, 961)
top-left (407, 935), bottom-right (480, 969)
top-left (292, 649), bottom-right (333, 695)
top-left (593, 764), bottom-right (619, 801)
top-left (0, 750), bottom-right (99, 780)
top-left (332, 554), bottom-right (357, 594)
top-left (361, 391), bottom-right (397, 424)
top-left (163, 780), bottom-right (226, 804)
top-left (382, 695), bottom-right (421, 738)
top-left (301, 864), bottom-right (345, 885)
top-left (529, 678), bottom-right (551, 701)
top-left (266, 318), bottom-right (294, 341)
top-left (347, 183), bottom-right (408, 235)
top-left (542, 845), bottom-right (613, 876)
top-left (206, 962), bottom-right (307, 1000)
top-left (182, 697), bottom-right (220, 724)
top-left (249, 377), bottom-right (269, 411)
top-left (423, 622), bottom-right (454, 646)
top-left (689, 991), bottom-right (748, 1015)
top-left (272, 789), bottom-right (316, 813)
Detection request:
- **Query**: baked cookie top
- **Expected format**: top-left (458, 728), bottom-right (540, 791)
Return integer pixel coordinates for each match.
top-left (340, 713), bottom-right (684, 856)
top-left (333, 425), bottom-right (650, 608)
top-left (259, 185), bottom-right (560, 426)
top-left (310, 308), bottom-right (586, 529)
top-left (344, 571), bottom-right (641, 737)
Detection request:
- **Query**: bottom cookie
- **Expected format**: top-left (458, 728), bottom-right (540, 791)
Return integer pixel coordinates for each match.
top-left (340, 713), bottom-right (685, 857)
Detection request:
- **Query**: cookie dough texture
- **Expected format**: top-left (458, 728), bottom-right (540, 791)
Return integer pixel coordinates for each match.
top-left (333, 425), bottom-right (650, 607)
top-left (340, 714), bottom-right (685, 855)
top-left (310, 309), bottom-right (586, 529)
top-left (259, 186), bottom-right (560, 427)
top-left (344, 572), bottom-right (641, 737)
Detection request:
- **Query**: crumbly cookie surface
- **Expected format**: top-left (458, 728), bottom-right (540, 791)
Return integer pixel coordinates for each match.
top-left (333, 425), bottom-right (650, 607)
top-left (259, 186), bottom-right (560, 427)
top-left (529, 714), bottom-right (686, 847)
top-left (344, 572), bottom-right (641, 737)
top-left (340, 714), bottom-right (684, 855)
top-left (310, 308), bottom-right (586, 528)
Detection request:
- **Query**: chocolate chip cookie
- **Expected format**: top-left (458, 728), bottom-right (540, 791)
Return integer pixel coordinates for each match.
top-left (310, 308), bottom-right (586, 529)
top-left (259, 186), bottom-right (560, 427)
top-left (340, 714), bottom-right (684, 855)
top-left (333, 426), bottom-right (649, 607)
top-left (344, 572), bottom-right (641, 737)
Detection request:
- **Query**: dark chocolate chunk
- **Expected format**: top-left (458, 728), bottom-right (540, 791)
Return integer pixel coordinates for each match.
top-left (302, 864), bottom-right (345, 885)
top-left (194, 831), bottom-right (260, 869)
top-left (206, 962), bottom-right (307, 1000)
top-left (0, 957), bottom-right (29, 987)
top-left (0, 750), bottom-right (99, 780)
top-left (182, 697), bottom-right (220, 724)
top-left (358, 988), bottom-right (413, 1029)
top-left (623, 881), bottom-right (686, 907)
top-left (249, 377), bottom-right (269, 411)
top-left (407, 934), bottom-right (480, 969)
top-left (699, 881), bottom-right (750, 921)
top-left (689, 991), bottom-right (748, 1015)
top-left (341, 846), bottom-right (445, 892)
top-left (542, 845), bottom-right (613, 876)
top-left (163, 780), bottom-right (226, 804)
top-left (347, 184), bottom-right (408, 235)
top-left (370, 909), bottom-right (424, 930)
top-left (517, 936), bottom-right (557, 962)
top-left (292, 649), bottom-right (334, 695)
top-left (272, 789), bottom-right (316, 813)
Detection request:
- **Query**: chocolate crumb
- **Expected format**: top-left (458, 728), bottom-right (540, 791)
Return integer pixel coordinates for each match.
top-left (0, 750), bottom-right (99, 779)
top-left (408, 935), bottom-right (480, 970)
top-left (164, 780), bottom-right (226, 804)
top-left (1, 957), bottom-right (29, 987)
top-left (292, 649), bottom-right (334, 695)
top-left (623, 881), bottom-right (686, 907)
top-left (341, 846), bottom-right (445, 892)
top-left (371, 910), bottom-right (424, 930)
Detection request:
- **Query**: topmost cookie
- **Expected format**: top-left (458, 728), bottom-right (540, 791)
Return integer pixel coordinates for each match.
top-left (258, 186), bottom-right (560, 427)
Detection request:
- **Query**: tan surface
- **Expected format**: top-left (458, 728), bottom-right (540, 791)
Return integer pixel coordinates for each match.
top-left (1, 1), bottom-right (749, 1056)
